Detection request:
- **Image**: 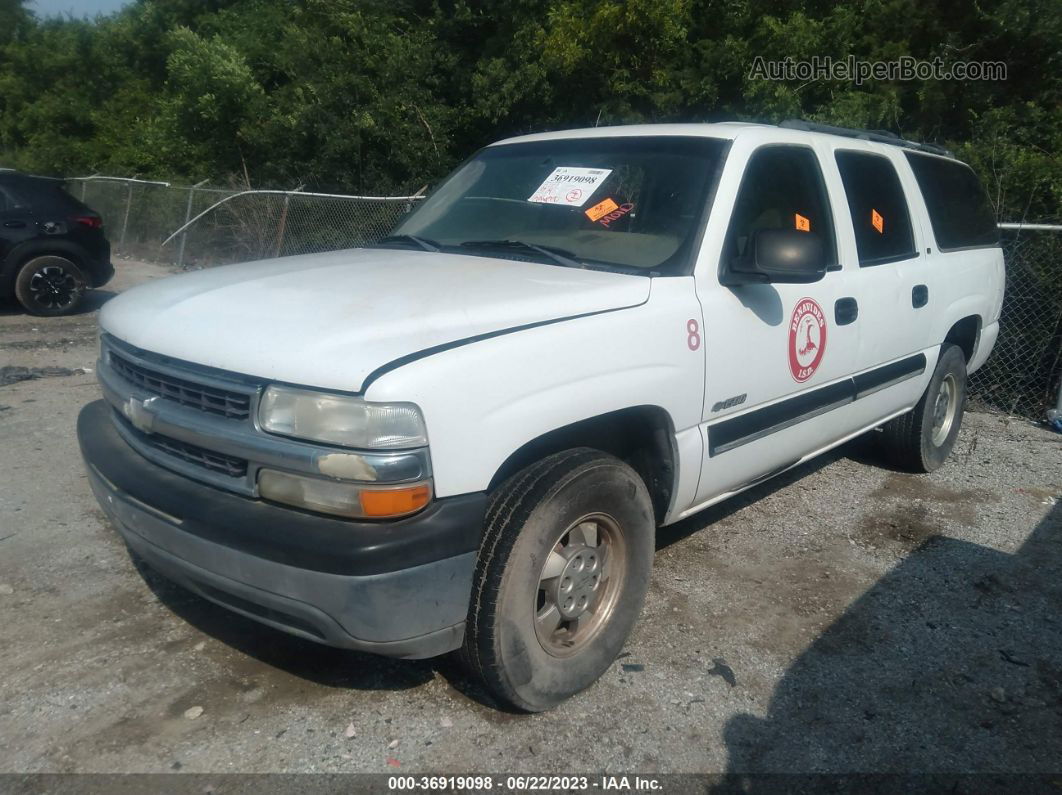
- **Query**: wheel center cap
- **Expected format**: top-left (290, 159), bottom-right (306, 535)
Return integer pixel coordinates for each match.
top-left (934, 393), bottom-right (949, 426)
top-left (553, 546), bottom-right (602, 620)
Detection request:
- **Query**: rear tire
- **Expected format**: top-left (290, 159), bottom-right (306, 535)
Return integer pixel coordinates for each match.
top-left (14, 255), bottom-right (87, 316)
top-left (880, 343), bottom-right (967, 472)
top-left (462, 449), bottom-right (655, 712)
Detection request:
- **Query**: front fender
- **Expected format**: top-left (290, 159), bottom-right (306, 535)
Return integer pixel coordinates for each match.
top-left (365, 278), bottom-right (705, 499)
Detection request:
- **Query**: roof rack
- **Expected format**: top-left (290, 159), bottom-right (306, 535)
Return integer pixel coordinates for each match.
top-left (779, 119), bottom-right (952, 157)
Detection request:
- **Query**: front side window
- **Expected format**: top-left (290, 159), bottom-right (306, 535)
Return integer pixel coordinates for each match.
top-left (385, 136), bottom-right (728, 274)
top-left (835, 150), bottom-right (917, 266)
top-left (722, 146), bottom-right (837, 269)
top-left (905, 152), bottom-right (999, 250)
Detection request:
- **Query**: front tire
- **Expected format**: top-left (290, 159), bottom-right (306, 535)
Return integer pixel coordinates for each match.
top-left (14, 255), bottom-right (87, 316)
top-left (462, 449), bottom-right (655, 712)
top-left (880, 343), bottom-right (967, 472)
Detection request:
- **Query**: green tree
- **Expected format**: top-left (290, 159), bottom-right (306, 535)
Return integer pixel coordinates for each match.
top-left (0, 0), bottom-right (1056, 218)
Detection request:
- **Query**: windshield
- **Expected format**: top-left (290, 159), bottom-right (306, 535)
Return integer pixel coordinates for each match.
top-left (385, 136), bottom-right (729, 274)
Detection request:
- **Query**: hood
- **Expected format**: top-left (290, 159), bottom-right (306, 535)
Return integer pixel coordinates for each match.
top-left (100, 248), bottom-right (649, 392)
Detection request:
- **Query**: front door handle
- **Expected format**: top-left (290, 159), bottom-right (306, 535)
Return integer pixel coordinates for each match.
top-left (2, 220), bottom-right (26, 228)
top-left (835, 297), bottom-right (858, 325)
top-left (912, 284), bottom-right (929, 309)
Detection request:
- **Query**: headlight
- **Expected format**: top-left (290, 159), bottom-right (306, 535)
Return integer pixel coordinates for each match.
top-left (259, 385), bottom-right (427, 449)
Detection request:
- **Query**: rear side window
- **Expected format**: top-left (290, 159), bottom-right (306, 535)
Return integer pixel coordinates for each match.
top-left (724, 145), bottom-right (837, 267)
top-left (0, 183), bottom-right (25, 211)
top-left (835, 151), bottom-right (916, 266)
top-left (905, 152), bottom-right (999, 250)
top-left (14, 178), bottom-right (85, 212)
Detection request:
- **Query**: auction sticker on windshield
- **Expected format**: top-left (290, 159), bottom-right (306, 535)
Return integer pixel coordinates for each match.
top-left (528, 167), bottom-right (612, 206)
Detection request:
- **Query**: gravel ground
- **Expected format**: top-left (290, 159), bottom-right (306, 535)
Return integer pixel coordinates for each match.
top-left (0, 259), bottom-right (1059, 777)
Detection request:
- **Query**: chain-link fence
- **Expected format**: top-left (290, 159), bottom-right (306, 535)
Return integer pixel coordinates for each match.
top-left (69, 176), bottom-right (1060, 420)
top-left (968, 225), bottom-right (1062, 419)
top-left (73, 177), bottom-right (420, 269)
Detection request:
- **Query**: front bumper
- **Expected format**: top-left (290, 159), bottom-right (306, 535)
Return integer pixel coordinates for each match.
top-left (78, 400), bottom-right (486, 658)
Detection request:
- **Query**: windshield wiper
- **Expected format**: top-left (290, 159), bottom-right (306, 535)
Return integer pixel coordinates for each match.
top-left (459, 239), bottom-right (584, 269)
top-left (376, 234), bottom-right (441, 252)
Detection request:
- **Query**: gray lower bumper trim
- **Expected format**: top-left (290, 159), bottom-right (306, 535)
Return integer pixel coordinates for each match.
top-left (87, 465), bottom-right (474, 659)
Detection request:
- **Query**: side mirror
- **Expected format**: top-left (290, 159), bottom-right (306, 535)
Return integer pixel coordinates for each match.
top-left (728, 228), bottom-right (827, 284)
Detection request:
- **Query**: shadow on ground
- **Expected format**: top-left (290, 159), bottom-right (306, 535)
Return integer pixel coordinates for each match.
top-left (716, 500), bottom-right (1062, 780)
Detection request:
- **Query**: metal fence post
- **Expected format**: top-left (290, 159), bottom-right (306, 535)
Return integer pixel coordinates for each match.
top-left (119, 182), bottom-right (134, 252)
top-left (176, 179), bottom-right (209, 269)
top-left (274, 193), bottom-right (291, 258)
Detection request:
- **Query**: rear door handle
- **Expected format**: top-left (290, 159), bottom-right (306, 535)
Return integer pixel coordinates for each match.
top-left (2, 220), bottom-right (26, 228)
top-left (835, 297), bottom-right (858, 325)
top-left (912, 284), bottom-right (929, 309)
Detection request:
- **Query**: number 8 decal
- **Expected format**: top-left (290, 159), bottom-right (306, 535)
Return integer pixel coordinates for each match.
top-left (687, 318), bottom-right (701, 351)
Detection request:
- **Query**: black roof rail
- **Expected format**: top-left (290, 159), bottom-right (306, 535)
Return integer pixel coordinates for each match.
top-left (779, 119), bottom-right (953, 157)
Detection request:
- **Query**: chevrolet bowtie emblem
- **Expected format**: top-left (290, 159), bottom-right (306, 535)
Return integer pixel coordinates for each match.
top-left (123, 396), bottom-right (158, 434)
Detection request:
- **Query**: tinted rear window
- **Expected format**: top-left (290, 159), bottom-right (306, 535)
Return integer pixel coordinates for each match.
top-left (905, 153), bottom-right (999, 250)
top-left (1, 176), bottom-right (88, 212)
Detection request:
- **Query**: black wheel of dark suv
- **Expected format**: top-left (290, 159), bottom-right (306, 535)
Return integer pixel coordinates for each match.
top-left (14, 255), bottom-right (87, 316)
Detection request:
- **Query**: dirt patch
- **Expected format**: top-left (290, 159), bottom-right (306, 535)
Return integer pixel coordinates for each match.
top-left (870, 472), bottom-right (996, 506)
top-left (0, 337), bottom-right (94, 351)
top-left (858, 502), bottom-right (939, 549)
top-left (858, 472), bottom-right (997, 546)
top-left (0, 365), bottom-right (87, 386)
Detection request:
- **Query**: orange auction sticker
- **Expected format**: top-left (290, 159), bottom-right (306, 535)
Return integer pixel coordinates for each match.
top-left (585, 197), bottom-right (619, 222)
top-left (795, 213), bottom-right (811, 232)
top-left (871, 208), bottom-right (884, 234)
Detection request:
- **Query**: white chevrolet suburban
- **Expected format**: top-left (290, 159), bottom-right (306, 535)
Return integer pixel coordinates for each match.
top-left (79, 121), bottom-right (1004, 711)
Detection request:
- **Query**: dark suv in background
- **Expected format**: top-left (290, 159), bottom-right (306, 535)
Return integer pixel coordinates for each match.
top-left (0, 170), bottom-right (114, 316)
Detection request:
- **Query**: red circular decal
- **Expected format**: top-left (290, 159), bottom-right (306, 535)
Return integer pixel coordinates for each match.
top-left (565, 188), bottom-right (583, 203)
top-left (788, 297), bottom-right (827, 382)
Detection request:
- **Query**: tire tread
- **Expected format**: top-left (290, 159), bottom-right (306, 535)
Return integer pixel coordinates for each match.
top-left (461, 448), bottom-right (608, 710)
top-left (881, 343), bottom-right (966, 472)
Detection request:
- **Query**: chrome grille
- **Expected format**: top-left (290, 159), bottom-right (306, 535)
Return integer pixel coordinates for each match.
top-left (147, 434), bottom-right (248, 478)
top-left (117, 414), bottom-right (249, 478)
top-left (109, 351), bottom-right (251, 420)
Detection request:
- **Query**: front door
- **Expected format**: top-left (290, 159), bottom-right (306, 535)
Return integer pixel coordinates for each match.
top-left (690, 141), bottom-right (861, 508)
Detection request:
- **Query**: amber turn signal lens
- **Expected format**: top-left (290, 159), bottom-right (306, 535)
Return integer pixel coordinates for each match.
top-left (258, 468), bottom-right (432, 519)
top-left (359, 484), bottom-right (432, 518)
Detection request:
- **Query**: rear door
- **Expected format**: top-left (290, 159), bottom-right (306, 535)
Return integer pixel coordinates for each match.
top-left (827, 146), bottom-right (934, 374)
top-left (0, 182), bottom-right (38, 266)
top-left (691, 139), bottom-right (861, 506)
